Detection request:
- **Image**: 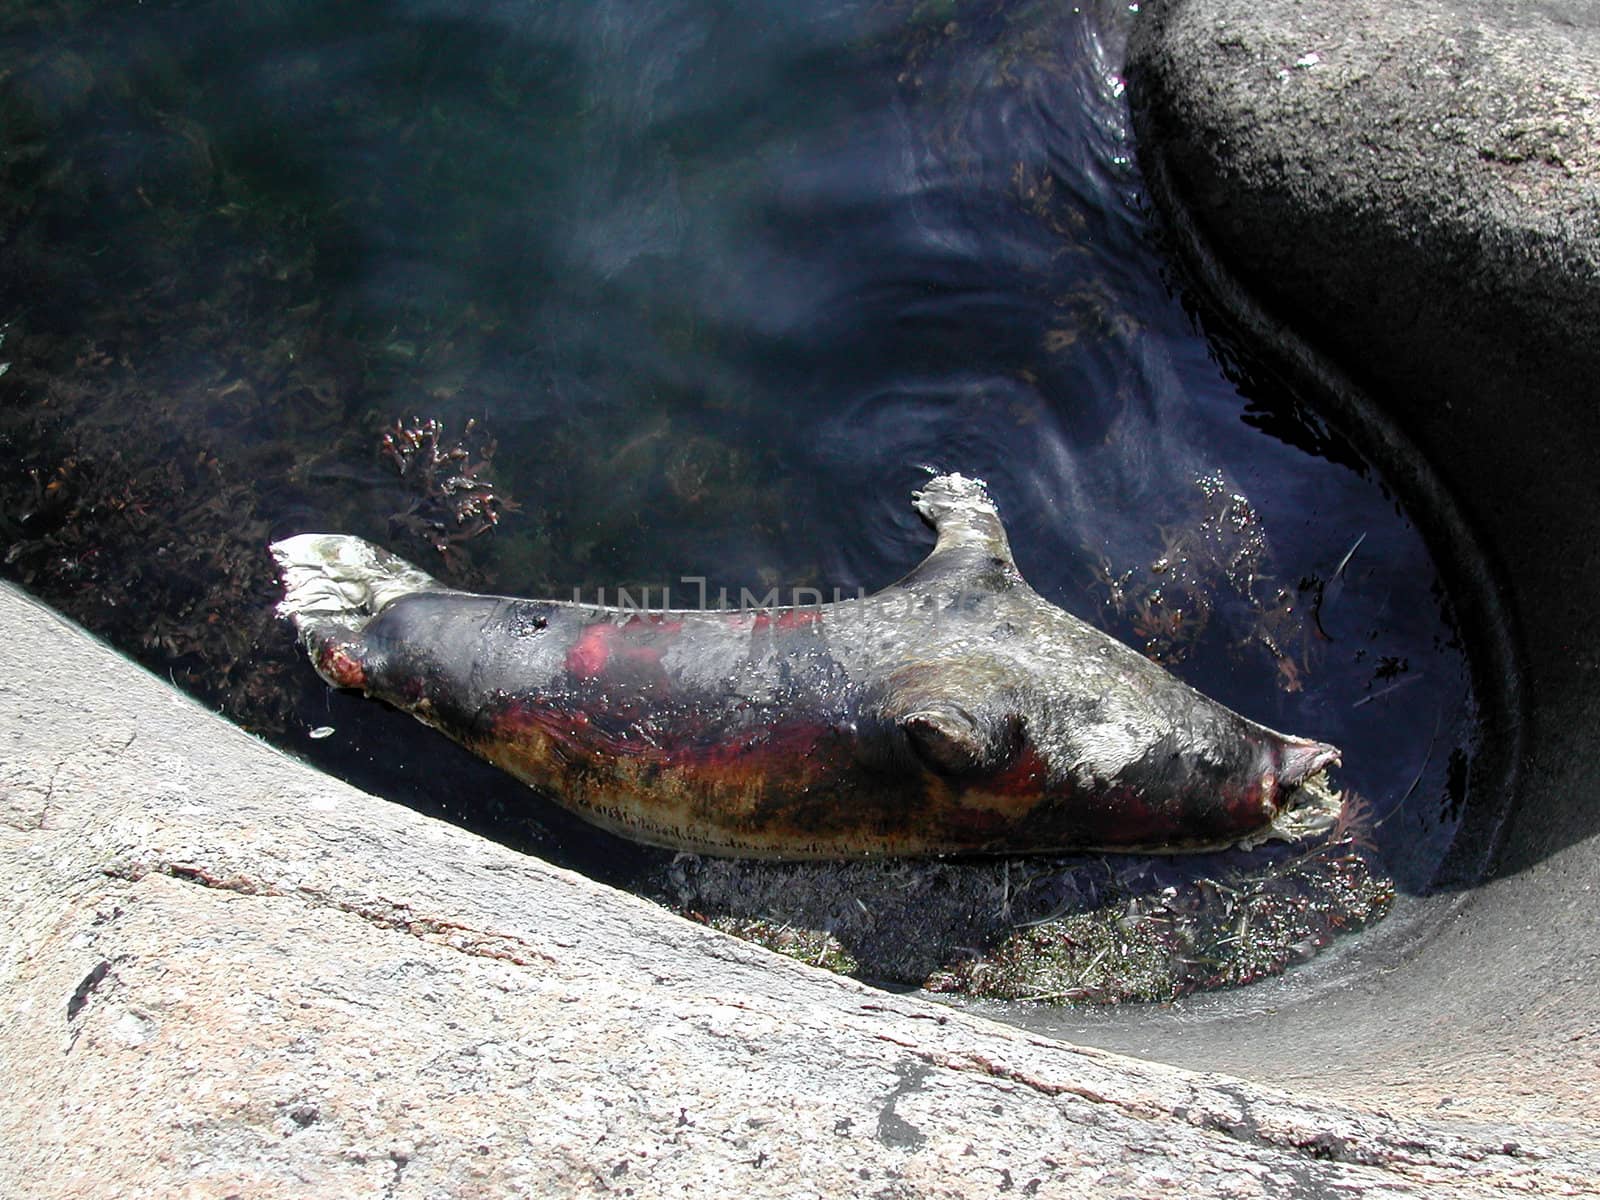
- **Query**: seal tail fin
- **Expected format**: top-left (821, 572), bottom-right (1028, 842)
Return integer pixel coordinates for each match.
top-left (270, 533), bottom-right (444, 642)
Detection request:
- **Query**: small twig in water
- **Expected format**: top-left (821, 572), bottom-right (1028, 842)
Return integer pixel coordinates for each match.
top-left (1331, 532), bottom-right (1367, 582)
top-left (1012, 902), bottom-right (1075, 930)
top-left (1352, 673), bottom-right (1424, 708)
top-left (1312, 531), bottom-right (1366, 641)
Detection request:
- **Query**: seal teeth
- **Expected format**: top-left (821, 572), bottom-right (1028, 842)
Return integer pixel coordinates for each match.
top-left (1279, 737), bottom-right (1341, 788)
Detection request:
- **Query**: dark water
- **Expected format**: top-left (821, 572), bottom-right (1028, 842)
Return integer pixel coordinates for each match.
top-left (0, 1), bottom-right (1478, 991)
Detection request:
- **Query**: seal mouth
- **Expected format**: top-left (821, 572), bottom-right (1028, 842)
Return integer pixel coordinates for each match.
top-left (1246, 768), bottom-right (1344, 850)
top-left (1279, 736), bottom-right (1341, 791)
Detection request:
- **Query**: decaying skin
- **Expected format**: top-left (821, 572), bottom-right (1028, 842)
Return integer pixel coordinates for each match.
top-left (272, 474), bottom-right (1339, 859)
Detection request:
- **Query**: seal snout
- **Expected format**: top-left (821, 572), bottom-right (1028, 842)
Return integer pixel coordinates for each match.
top-left (1277, 736), bottom-right (1341, 789)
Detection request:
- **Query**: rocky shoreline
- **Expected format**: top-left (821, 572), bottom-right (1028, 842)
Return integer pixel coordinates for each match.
top-left (4, 1), bottom-right (1599, 1193)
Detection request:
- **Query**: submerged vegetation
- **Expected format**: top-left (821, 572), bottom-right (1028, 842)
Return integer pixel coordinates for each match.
top-left (1087, 470), bottom-right (1323, 692)
top-left (379, 416), bottom-right (514, 583)
top-left (661, 783), bottom-right (1392, 1007)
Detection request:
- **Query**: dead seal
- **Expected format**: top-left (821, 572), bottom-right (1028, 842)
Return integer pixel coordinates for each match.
top-left (272, 473), bottom-right (1339, 859)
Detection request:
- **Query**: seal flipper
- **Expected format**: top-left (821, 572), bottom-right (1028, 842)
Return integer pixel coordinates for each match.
top-left (911, 473), bottom-right (1014, 564)
top-left (902, 702), bottom-right (996, 773)
top-left (897, 473), bottom-right (1025, 595)
top-left (272, 534), bottom-right (446, 628)
top-left (271, 533), bottom-right (447, 689)
top-left (880, 660), bottom-right (1022, 776)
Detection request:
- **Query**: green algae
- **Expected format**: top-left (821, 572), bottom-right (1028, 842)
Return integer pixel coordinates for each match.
top-left (704, 917), bottom-right (862, 976)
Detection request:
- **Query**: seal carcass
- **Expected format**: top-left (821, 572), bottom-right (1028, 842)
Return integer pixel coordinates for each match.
top-left (272, 473), bottom-right (1338, 858)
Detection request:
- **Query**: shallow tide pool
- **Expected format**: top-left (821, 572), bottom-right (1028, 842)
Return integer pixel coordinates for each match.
top-left (0, 0), bottom-right (1478, 1004)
